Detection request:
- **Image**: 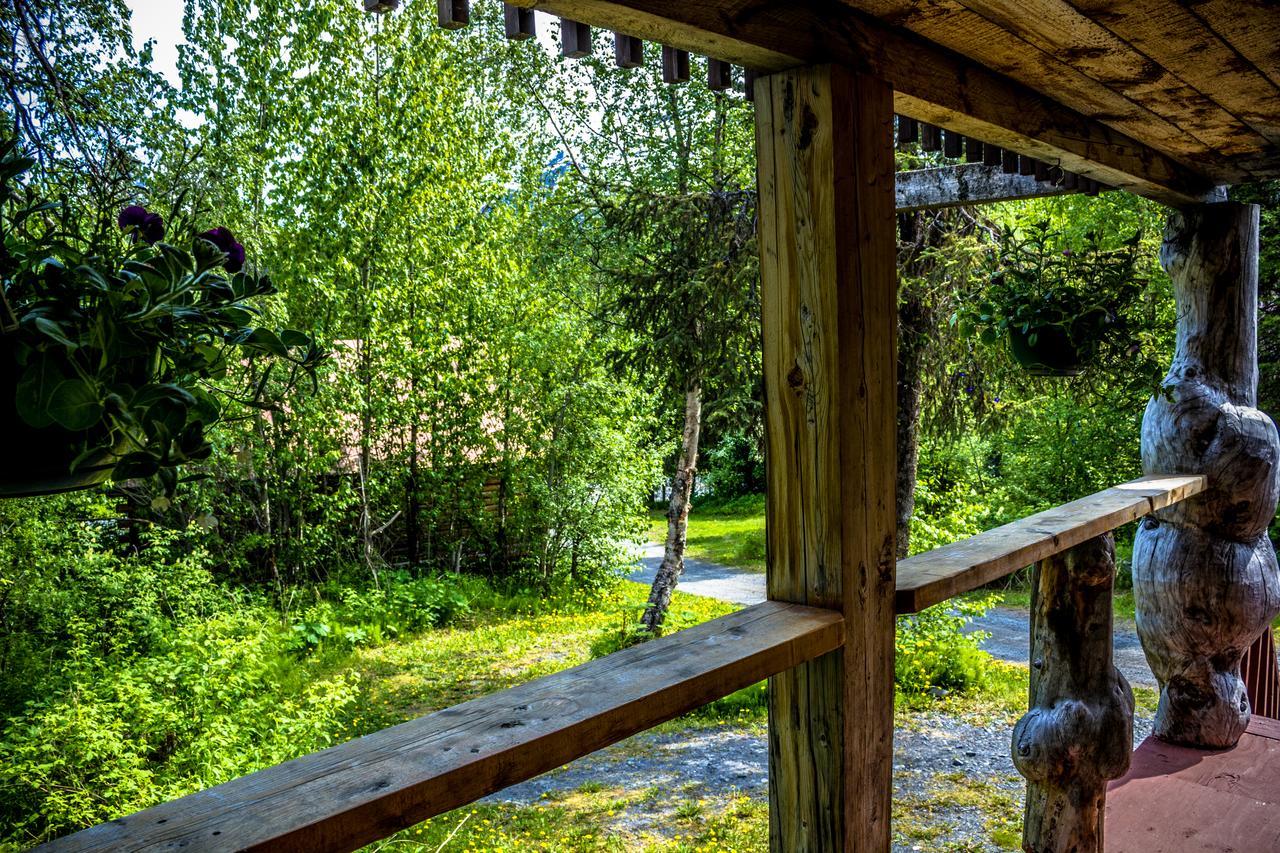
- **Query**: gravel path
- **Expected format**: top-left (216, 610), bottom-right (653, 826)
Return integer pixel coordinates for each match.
top-left (629, 546), bottom-right (1157, 687)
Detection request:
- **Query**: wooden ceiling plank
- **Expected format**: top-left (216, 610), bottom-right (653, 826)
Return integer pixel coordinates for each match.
top-left (840, 0), bottom-right (1258, 173)
top-left (1190, 0), bottom-right (1280, 90)
top-left (946, 0), bottom-right (1271, 160)
top-left (1064, 0), bottom-right (1280, 150)
top-left (511, 0), bottom-right (1218, 203)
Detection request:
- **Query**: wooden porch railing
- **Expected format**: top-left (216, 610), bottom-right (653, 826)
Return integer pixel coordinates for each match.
top-left (38, 473), bottom-right (1205, 853)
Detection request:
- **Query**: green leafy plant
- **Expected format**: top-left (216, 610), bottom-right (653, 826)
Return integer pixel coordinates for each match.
top-left (895, 594), bottom-right (998, 695)
top-left (0, 138), bottom-right (325, 495)
top-left (954, 222), bottom-right (1145, 376)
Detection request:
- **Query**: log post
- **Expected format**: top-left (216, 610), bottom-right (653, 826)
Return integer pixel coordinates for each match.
top-left (1133, 202), bottom-right (1280, 747)
top-left (755, 65), bottom-right (898, 850)
top-left (1013, 533), bottom-right (1134, 853)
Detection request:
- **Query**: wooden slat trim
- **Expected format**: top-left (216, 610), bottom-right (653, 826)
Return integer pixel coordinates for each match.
top-left (895, 163), bottom-right (1080, 211)
top-left (895, 473), bottom-right (1206, 614)
top-left (510, 0), bottom-right (1218, 204)
top-left (41, 602), bottom-right (843, 853)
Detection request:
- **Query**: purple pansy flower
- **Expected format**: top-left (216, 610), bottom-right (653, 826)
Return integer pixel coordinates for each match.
top-left (118, 205), bottom-right (165, 244)
top-left (199, 226), bottom-right (246, 273)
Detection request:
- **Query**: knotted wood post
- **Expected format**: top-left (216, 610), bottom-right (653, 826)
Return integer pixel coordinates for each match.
top-left (756, 65), bottom-right (898, 850)
top-left (1133, 202), bottom-right (1280, 747)
top-left (1013, 533), bottom-right (1134, 853)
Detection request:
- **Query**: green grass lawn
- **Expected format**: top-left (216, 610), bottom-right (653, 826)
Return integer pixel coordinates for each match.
top-left (647, 496), bottom-right (767, 573)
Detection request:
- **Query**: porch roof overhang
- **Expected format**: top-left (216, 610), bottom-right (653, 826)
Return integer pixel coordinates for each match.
top-left (512, 0), bottom-right (1280, 207)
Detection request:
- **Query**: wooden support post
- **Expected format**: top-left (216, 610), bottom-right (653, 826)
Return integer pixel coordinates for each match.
top-left (502, 3), bottom-right (534, 39)
top-left (613, 33), bottom-right (643, 68)
top-left (436, 0), bottom-right (468, 29)
top-left (1002, 148), bottom-right (1019, 174)
top-left (1134, 202), bottom-right (1280, 748)
top-left (1014, 533), bottom-right (1134, 853)
top-left (707, 58), bottom-right (733, 91)
top-left (560, 19), bottom-right (591, 58)
top-left (756, 64), bottom-right (898, 851)
top-left (1019, 155), bottom-right (1037, 177)
top-left (983, 143), bottom-right (1002, 167)
top-left (965, 136), bottom-right (984, 163)
top-left (662, 45), bottom-right (690, 84)
top-left (744, 68), bottom-right (758, 102)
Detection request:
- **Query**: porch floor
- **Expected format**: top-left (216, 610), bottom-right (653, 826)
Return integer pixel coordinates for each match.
top-left (1106, 715), bottom-right (1280, 851)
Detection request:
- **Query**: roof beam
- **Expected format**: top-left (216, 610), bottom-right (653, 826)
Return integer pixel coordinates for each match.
top-left (895, 163), bottom-right (1083, 212)
top-left (515, 0), bottom-right (1218, 205)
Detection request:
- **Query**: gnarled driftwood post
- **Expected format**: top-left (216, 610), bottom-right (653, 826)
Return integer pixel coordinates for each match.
top-left (1013, 533), bottom-right (1134, 853)
top-left (1134, 202), bottom-right (1280, 747)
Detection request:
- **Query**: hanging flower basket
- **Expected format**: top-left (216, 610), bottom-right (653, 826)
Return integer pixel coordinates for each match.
top-left (1007, 323), bottom-right (1087, 377)
top-left (0, 137), bottom-right (325, 498)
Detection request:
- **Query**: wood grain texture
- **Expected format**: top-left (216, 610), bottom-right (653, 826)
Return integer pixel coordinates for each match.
top-left (756, 64), bottom-right (898, 851)
top-left (839, 0), bottom-right (1265, 174)
top-left (38, 602), bottom-right (843, 853)
top-left (1014, 534), bottom-right (1134, 853)
top-left (1063, 0), bottom-right (1280, 151)
top-left (511, 0), bottom-right (1219, 204)
top-left (895, 474), bottom-right (1205, 614)
top-left (1134, 203), bottom-right (1280, 748)
top-left (1105, 715), bottom-right (1280, 852)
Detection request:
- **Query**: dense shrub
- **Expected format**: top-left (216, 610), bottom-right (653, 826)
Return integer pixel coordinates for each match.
top-left (895, 595), bottom-right (998, 695)
top-left (0, 611), bottom-right (355, 844)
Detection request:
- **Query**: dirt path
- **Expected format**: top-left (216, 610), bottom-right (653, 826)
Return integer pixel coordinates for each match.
top-left (629, 545), bottom-right (1157, 687)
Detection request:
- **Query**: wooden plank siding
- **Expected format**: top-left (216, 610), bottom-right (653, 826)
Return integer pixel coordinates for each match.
top-left (508, 0), bottom-right (1218, 205)
top-left (38, 602), bottom-right (843, 853)
top-left (896, 473), bottom-right (1206, 614)
top-left (756, 64), bottom-right (899, 850)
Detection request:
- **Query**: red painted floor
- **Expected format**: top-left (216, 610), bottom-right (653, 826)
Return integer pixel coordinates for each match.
top-left (1106, 716), bottom-right (1280, 852)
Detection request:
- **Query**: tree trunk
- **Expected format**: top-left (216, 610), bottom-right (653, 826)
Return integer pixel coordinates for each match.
top-left (1134, 202), bottom-right (1280, 747)
top-left (641, 380), bottom-right (702, 633)
top-left (1013, 533), bottom-right (1134, 853)
top-left (896, 280), bottom-right (928, 559)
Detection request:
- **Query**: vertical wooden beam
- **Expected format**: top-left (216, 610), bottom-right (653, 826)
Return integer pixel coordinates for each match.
top-left (744, 68), bottom-right (758, 102)
top-left (965, 136), bottom-right (984, 163)
top-left (707, 58), bottom-right (733, 91)
top-left (920, 122), bottom-right (942, 152)
top-left (983, 143), bottom-right (1002, 167)
top-left (613, 33), bottom-right (643, 68)
top-left (1134, 202), bottom-right (1280, 748)
top-left (502, 3), bottom-right (534, 39)
top-left (897, 115), bottom-right (918, 145)
top-left (561, 19), bottom-right (591, 58)
top-left (943, 129), bottom-right (963, 158)
top-left (662, 45), bottom-right (690, 83)
top-left (756, 64), bottom-right (897, 852)
top-left (1013, 534), bottom-right (1134, 853)
top-left (1002, 148), bottom-right (1019, 174)
top-left (437, 0), bottom-right (469, 29)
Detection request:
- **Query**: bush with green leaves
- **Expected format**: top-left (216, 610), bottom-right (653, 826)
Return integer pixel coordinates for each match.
top-left (0, 610), bottom-right (355, 845)
top-left (895, 594), bottom-right (998, 696)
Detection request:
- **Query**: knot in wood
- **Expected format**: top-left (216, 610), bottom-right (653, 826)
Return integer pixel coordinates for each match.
top-left (786, 365), bottom-right (805, 392)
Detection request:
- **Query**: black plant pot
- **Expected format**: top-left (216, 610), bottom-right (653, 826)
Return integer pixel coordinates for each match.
top-left (1007, 324), bottom-right (1087, 377)
top-left (0, 349), bottom-right (119, 498)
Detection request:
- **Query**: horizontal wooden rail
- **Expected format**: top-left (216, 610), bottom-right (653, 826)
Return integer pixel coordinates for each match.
top-left (39, 601), bottom-right (843, 853)
top-left (895, 473), bottom-right (1206, 614)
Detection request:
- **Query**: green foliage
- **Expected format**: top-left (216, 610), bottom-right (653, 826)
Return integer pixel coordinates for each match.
top-left (284, 572), bottom-right (476, 656)
top-left (955, 221), bottom-right (1153, 382)
top-left (895, 595), bottom-right (999, 696)
top-left (0, 611), bottom-right (355, 842)
top-left (0, 140), bottom-right (323, 494)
